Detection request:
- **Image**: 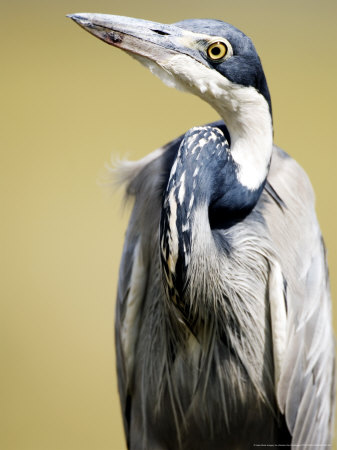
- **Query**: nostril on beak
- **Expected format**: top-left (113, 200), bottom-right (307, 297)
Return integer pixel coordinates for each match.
top-left (151, 29), bottom-right (170, 36)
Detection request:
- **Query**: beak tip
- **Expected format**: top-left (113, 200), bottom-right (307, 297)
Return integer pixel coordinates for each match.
top-left (66, 13), bottom-right (90, 25)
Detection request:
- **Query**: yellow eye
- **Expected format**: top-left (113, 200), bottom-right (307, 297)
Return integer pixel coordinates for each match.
top-left (207, 42), bottom-right (228, 60)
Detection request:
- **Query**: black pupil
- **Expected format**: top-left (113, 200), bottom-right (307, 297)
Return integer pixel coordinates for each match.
top-left (211, 46), bottom-right (221, 56)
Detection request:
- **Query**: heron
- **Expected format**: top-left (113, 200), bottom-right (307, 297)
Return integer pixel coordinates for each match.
top-left (68, 13), bottom-right (335, 449)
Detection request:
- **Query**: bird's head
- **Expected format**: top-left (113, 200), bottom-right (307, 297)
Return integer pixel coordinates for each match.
top-left (68, 14), bottom-right (272, 122)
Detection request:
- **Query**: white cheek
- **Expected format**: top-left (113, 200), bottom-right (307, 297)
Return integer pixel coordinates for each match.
top-left (131, 54), bottom-right (189, 92)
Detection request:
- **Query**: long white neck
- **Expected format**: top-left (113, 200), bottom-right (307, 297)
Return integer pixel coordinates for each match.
top-left (135, 54), bottom-right (274, 191)
top-left (212, 84), bottom-right (273, 190)
top-left (154, 55), bottom-right (274, 191)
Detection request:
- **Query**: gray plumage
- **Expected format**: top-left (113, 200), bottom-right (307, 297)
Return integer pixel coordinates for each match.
top-left (116, 136), bottom-right (334, 448)
top-left (68, 13), bottom-right (335, 449)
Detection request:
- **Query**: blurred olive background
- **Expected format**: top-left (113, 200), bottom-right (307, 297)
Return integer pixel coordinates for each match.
top-left (1, 0), bottom-right (336, 449)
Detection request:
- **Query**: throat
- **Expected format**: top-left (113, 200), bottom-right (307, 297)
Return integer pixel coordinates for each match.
top-left (146, 54), bottom-right (273, 188)
top-left (160, 54), bottom-right (274, 190)
top-left (212, 85), bottom-right (274, 191)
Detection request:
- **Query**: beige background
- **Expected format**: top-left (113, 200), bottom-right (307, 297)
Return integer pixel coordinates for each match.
top-left (1, 1), bottom-right (336, 449)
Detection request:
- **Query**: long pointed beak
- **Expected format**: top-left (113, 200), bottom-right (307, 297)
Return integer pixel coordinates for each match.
top-left (67, 13), bottom-right (199, 64)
